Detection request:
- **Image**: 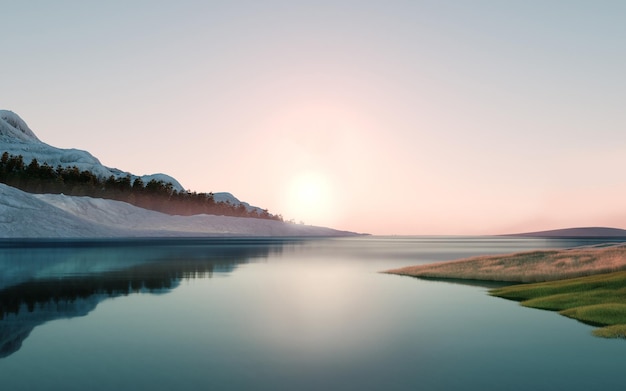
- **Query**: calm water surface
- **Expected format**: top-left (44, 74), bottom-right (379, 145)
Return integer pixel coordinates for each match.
top-left (0, 236), bottom-right (624, 390)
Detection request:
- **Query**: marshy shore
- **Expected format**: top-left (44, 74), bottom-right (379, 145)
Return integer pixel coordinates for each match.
top-left (386, 243), bottom-right (626, 338)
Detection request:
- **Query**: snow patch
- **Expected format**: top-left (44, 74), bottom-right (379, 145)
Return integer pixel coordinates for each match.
top-left (0, 110), bottom-right (40, 142)
top-left (0, 184), bottom-right (353, 238)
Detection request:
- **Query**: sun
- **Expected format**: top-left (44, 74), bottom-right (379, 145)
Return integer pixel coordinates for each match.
top-left (285, 171), bottom-right (335, 226)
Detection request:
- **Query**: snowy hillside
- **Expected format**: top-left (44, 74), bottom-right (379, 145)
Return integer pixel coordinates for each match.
top-left (0, 184), bottom-right (353, 237)
top-left (0, 110), bottom-right (184, 191)
top-left (0, 110), bottom-right (265, 211)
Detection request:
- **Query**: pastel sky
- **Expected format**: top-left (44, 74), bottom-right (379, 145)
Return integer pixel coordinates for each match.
top-left (3, 1), bottom-right (626, 235)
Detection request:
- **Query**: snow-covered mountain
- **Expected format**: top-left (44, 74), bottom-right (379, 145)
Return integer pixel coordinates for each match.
top-left (0, 109), bottom-right (264, 212)
top-left (0, 183), bottom-right (352, 237)
top-left (0, 110), bottom-right (184, 191)
top-left (0, 110), bottom-right (355, 237)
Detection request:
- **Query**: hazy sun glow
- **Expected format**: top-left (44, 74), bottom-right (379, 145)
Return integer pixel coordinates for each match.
top-left (6, 2), bottom-right (626, 234)
top-left (285, 171), bottom-right (335, 226)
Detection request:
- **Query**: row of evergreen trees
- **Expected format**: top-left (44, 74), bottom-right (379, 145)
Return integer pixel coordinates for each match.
top-left (0, 152), bottom-right (282, 220)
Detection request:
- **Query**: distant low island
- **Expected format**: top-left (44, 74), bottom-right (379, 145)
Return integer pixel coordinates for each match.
top-left (507, 226), bottom-right (626, 238)
top-left (386, 230), bottom-right (626, 339)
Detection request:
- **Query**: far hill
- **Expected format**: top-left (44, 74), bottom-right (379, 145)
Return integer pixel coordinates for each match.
top-left (506, 227), bottom-right (626, 238)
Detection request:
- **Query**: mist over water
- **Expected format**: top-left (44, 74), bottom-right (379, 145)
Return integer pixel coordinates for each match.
top-left (0, 237), bottom-right (624, 390)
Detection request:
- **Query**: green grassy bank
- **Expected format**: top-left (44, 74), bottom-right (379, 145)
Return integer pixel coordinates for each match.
top-left (490, 271), bottom-right (626, 338)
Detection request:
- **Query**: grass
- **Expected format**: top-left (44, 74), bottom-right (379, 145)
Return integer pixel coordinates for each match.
top-left (490, 271), bottom-right (626, 338)
top-left (386, 243), bottom-right (626, 283)
top-left (593, 324), bottom-right (626, 338)
top-left (385, 243), bottom-right (626, 339)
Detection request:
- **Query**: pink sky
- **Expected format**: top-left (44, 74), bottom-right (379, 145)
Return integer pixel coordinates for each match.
top-left (3, 1), bottom-right (626, 235)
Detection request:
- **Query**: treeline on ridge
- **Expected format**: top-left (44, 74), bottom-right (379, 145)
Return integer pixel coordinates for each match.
top-left (0, 152), bottom-right (282, 220)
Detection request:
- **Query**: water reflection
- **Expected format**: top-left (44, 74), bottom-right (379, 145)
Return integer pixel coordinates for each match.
top-left (2, 236), bottom-right (626, 390)
top-left (0, 238), bottom-right (294, 359)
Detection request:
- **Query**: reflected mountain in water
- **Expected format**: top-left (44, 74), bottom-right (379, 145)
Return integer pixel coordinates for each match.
top-left (0, 238), bottom-right (295, 359)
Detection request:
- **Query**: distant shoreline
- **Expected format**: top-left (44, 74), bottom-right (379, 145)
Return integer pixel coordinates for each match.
top-left (503, 226), bottom-right (626, 239)
top-left (0, 236), bottom-right (349, 249)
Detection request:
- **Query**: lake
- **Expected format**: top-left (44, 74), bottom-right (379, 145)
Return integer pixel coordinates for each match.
top-left (0, 236), bottom-right (625, 390)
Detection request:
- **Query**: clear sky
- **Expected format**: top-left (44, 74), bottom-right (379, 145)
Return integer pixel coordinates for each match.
top-left (3, 1), bottom-right (626, 235)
